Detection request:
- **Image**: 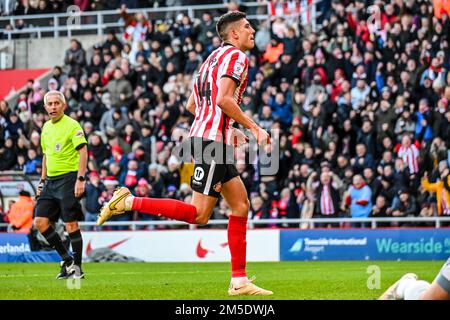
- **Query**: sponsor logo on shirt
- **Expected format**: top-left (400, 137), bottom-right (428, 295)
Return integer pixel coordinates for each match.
top-left (193, 167), bottom-right (205, 181)
top-left (192, 180), bottom-right (203, 186)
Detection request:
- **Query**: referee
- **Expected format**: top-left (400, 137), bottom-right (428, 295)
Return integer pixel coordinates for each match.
top-left (34, 90), bottom-right (88, 279)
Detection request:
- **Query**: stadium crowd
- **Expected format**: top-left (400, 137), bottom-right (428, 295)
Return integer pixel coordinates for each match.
top-left (1, 0), bottom-right (450, 231)
top-left (0, 0), bottom-right (202, 16)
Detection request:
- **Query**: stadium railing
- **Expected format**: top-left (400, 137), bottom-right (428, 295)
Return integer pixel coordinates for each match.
top-left (0, 1), bottom-right (320, 40)
top-left (1, 217), bottom-right (450, 231)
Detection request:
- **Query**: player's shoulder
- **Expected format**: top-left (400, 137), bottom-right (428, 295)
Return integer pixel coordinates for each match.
top-left (216, 45), bottom-right (247, 60)
top-left (64, 115), bottom-right (82, 128)
top-left (42, 119), bottom-right (51, 128)
top-left (228, 47), bottom-right (248, 60)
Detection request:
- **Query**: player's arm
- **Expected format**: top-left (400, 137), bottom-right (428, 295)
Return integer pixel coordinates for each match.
top-left (41, 154), bottom-right (47, 181)
top-left (186, 91), bottom-right (196, 116)
top-left (421, 177), bottom-right (438, 193)
top-left (72, 123), bottom-right (88, 198)
top-left (77, 144), bottom-right (88, 180)
top-left (216, 77), bottom-right (270, 145)
top-left (74, 144), bottom-right (88, 198)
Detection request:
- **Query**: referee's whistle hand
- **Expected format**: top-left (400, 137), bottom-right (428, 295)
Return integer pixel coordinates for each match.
top-left (36, 180), bottom-right (44, 198)
top-left (74, 181), bottom-right (86, 198)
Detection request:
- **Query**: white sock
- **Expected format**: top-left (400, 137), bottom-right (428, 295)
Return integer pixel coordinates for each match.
top-left (404, 280), bottom-right (431, 300)
top-left (231, 277), bottom-right (249, 286)
top-left (395, 278), bottom-right (417, 299)
top-left (124, 195), bottom-right (134, 211)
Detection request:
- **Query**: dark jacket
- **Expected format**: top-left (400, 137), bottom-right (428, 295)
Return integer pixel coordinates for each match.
top-left (85, 182), bottom-right (105, 213)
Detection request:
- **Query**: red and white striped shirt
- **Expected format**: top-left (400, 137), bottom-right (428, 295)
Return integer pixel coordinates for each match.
top-left (189, 44), bottom-right (248, 145)
top-left (320, 185), bottom-right (335, 215)
top-left (398, 145), bottom-right (420, 174)
top-left (124, 21), bottom-right (150, 42)
top-left (268, 0), bottom-right (312, 23)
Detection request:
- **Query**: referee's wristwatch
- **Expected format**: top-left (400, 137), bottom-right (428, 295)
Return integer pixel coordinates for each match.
top-left (77, 176), bottom-right (86, 182)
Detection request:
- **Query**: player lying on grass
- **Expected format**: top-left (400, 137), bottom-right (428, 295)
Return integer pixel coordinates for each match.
top-left (379, 258), bottom-right (450, 300)
top-left (97, 11), bottom-right (272, 296)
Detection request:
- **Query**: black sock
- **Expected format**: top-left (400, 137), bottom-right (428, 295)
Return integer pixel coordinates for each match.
top-left (41, 226), bottom-right (72, 262)
top-left (69, 229), bottom-right (83, 266)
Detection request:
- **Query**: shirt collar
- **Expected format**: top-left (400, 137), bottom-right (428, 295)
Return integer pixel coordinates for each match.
top-left (222, 42), bottom-right (236, 48)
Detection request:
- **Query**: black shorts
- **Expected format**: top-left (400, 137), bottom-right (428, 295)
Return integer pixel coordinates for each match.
top-left (35, 172), bottom-right (84, 223)
top-left (189, 137), bottom-right (239, 198)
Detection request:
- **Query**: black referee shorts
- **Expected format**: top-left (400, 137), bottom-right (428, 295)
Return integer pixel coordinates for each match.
top-left (35, 171), bottom-right (84, 223)
top-left (189, 137), bottom-right (239, 198)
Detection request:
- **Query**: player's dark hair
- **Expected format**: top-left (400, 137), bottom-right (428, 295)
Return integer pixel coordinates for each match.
top-left (216, 11), bottom-right (247, 41)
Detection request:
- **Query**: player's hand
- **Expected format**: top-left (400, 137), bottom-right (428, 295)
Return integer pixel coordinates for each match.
top-left (250, 126), bottom-right (270, 147)
top-left (36, 179), bottom-right (45, 199)
top-left (75, 180), bottom-right (86, 199)
top-left (231, 128), bottom-right (249, 147)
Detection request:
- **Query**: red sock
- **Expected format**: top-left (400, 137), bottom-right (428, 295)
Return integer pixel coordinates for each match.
top-left (227, 215), bottom-right (248, 278)
top-left (132, 197), bottom-right (197, 224)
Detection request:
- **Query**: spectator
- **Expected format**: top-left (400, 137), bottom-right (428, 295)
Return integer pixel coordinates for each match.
top-left (249, 195), bottom-right (270, 228)
top-left (13, 154), bottom-right (27, 172)
top-left (88, 132), bottom-right (111, 168)
top-left (347, 174), bottom-right (372, 227)
top-left (84, 171), bottom-right (105, 230)
top-left (133, 177), bottom-right (155, 229)
top-left (397, 134), bottom-right (420, 175)
top-left (351, 143), bottom-right (375, 173)
top-left (148, 163), bottom-right (164, 198)
top-left (269, 92), bottom-right (293, 127)
top-left (119, 159), bottom-right (143, 191)
top-left (414, 98), bottom-right (434, 142)
top-left (395, 109), bottom-right (416, 138)
top-left (0, 138), bottom-right (16, 170)
top-left (350, 76), bottom-right (370, 110)
top-left (277, 188), bottom-right (299, 226)
top-left (308, 171), bottom-right (342, 227)
top-left (1, 0), bottom-right (17, 15)
top-left (36, 0), bottom-right (51, 14)
top-left (24, 148), bottom-right (41, 174)
top-left (196, 11), bottom-right (215, 46)
top-left (391, 189), bottom-right (419, 226)
top-left (7, 190), bottom-right (34, 233)
top-left (371, 195), bottom-right (391, 227)
top-left (357, 120), bottom-right (376, 156)
top-left (421, 165), bottom-right (450, 216)
top-left (64, 39), bottom-right (86, 79)
top-left (99, 68), bottom-right (133, 108)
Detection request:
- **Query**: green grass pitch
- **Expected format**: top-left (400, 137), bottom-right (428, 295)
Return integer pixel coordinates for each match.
top-left (0, 261), bottom-right (443, 300)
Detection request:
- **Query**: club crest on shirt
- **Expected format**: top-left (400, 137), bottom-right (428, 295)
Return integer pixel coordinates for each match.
top-left (55, 143), bottom-right (61, 151)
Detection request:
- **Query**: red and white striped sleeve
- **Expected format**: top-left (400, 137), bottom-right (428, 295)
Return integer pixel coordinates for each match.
top-left (220, 50), bottom-right (248, 86)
